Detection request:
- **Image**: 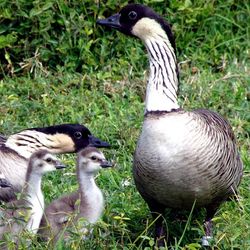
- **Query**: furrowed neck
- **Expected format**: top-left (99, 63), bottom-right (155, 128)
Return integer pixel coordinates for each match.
top-left (6, 131), bottom-right (51, 159)
top-left (144, 34), bottom-right (179, 113)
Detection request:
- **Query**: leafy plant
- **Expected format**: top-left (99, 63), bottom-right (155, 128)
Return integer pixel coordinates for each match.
top-left (0, 0), bottom-right (249, 77)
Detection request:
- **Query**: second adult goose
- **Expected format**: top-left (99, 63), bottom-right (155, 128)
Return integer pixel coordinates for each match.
top-left (39, 147), bottom-right (112, 243)
top-left (0, 123), bottom-right (110, 202)
top-left (97, 4), bottom-right (243, 246)
top-left (0, 150), bottom-right (65, 242)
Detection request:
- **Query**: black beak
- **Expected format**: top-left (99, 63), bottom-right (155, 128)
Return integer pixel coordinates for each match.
top-left (0, 178), bottom-right (12, 188)
top-left (88, 135), bottom-right (110, 148)
top-left (97, 13), bottom-right (121, 30)
top-left (55, 161), bottom-right (66, 170)
top-left (100, 160), bottom-right (113, 168)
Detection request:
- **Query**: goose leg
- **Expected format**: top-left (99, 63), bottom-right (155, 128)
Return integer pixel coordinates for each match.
top-left (202, 206), bottom-right (217, 247)
top-left (148, 202), bottom-right (166, 247)
top-left (202, 218), bottom-right (213, 247)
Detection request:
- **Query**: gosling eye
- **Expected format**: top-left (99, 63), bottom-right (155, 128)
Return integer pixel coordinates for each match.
top-left (91, 156), bottom-right (97, 161)
top-left (128, 11), bottom-right (137, 20)
top-left (74, 131), bottom-right (82, 139)
top-left (46, 158), bottom-right (52, 163)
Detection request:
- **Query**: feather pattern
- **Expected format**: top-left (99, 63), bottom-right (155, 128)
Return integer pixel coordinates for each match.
top-left (134, 109), bottom-right (242, 208)
top-left (144, 33), bottom-right (179, 113)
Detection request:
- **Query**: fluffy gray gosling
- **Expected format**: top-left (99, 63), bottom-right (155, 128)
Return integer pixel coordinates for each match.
top-left (39, 147), bottom-right (112, 243)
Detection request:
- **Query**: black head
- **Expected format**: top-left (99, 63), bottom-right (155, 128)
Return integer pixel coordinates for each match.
top-left (97, 4), bottom-right (176, 51)
top-left (29, 124), bottom-right (110, 151)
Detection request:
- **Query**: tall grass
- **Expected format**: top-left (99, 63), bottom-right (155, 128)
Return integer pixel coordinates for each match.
top-left (0, 0), bottom-right (249, 249)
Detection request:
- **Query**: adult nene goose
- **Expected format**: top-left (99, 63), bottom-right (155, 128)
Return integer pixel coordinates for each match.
top-left (0, 124), bottom-right (110, 202)
top-left (97, 4), bottom-right (243, 246)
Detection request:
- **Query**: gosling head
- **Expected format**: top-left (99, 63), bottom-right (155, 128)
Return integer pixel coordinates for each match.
top-left (97, 4), bottom-right (175, 49)
top-left (77, 147), bottom-right (112, 175)
top-left (27, 150), bottom-right (66, 176)
top-left (29, 123), bottom-right (110, 152)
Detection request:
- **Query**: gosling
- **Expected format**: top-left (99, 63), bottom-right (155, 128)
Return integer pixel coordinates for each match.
top-left (39, 147), bottom-right (112, 243)
top-left (0, 123), bottom-right (109, 202)
top-left (0, 150), bottom-right (66, 242)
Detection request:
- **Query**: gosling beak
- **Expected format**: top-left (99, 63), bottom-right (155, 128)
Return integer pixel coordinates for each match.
top-left (88, 135), bottom-right (110, 148)
top-left (0, 178), bottom-right (12, 188)
top-left (100, 160), bottom-right (113, 168)
top-left (97, 13), bottom-right (122, 30)
top-left (55, 161), bottom-right (66, 170)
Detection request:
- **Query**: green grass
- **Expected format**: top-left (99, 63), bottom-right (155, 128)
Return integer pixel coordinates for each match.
top-left (1, 59), bottom-right (249, 250)
top-left (0, 0), bottom-right (250, 249)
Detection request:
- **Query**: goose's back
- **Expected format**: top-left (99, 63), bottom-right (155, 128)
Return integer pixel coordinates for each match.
top-left (133, 109), bottom-right (243, 209)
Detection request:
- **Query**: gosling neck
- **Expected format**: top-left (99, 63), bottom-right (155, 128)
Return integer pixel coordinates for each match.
top-left (77, 168), bottom-right (98, 195)
top-left (143, 33), bottom-right (180, 113)
top-left (21, 168), bottom-right (45, 233)
top-left (23, 170), bottom-right (44, 208)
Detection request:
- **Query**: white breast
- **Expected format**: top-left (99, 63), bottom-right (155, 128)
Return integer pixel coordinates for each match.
top-left (134, 112), bottom-right (238, 208)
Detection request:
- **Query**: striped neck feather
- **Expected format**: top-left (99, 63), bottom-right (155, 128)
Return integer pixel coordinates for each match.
top-left (132, 18), bottom-right (179, 112)
top-left (145, 36), bottom-right (179, 112)
top-left (5, 131), bottom-right (50, 159)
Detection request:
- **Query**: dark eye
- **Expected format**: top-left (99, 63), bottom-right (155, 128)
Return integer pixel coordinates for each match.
top-left (91, 156), bottom-right (97, 161)
top-left (74, 132), bottom-right (82, 139)
top-left (46, 158), bottom-right (52, 163)
top-left (128, 11), bottom-right (137, 20)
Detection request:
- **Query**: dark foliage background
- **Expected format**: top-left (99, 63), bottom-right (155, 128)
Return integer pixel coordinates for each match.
top-left (0, 0), bottom-right (249, 78)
